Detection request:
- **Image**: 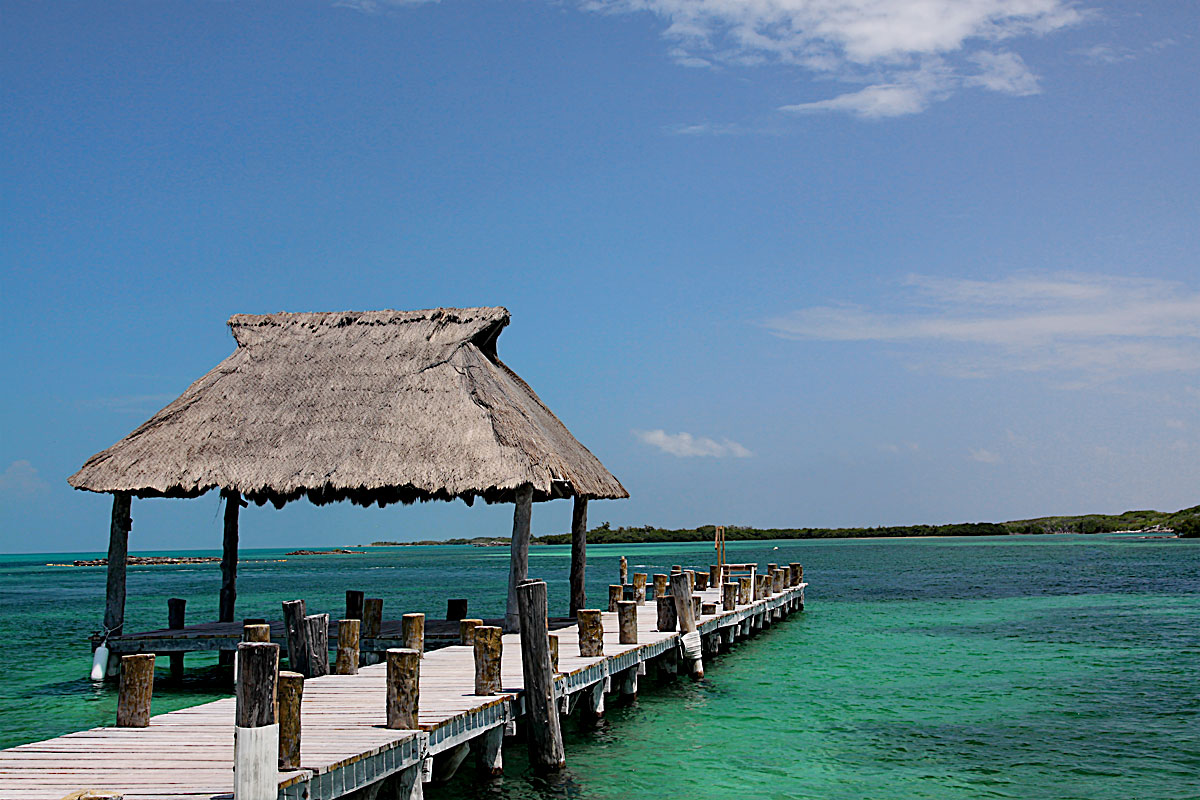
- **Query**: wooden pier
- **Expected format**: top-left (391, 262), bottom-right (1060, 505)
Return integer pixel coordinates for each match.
top-left (0, 575), bottom-right (806, 800)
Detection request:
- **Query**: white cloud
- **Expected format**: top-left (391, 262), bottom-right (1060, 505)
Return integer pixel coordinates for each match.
top-left (969, 448), bottom-right (1002, 463)
top-left (765, 273), bottom-right (1200, 383)
top-left (588, 0), bottom-right (1086, 117)
top-left (0, 460), bottom-right (49, 495)
top-left (634, 429), bottom-right (753, 457)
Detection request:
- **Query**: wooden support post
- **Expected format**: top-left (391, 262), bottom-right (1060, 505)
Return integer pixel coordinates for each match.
top-left (432, 741), bottom-right (471, 784)
top-left (167, 598), bottom-right (185, 680)
top-left (773, 568), bottom-right (784, 594)
top-left (548, 632), bottom-right (559, 671)
top-left (755, 574), bottom-right (768, 601)
top-left (569, 495), bottom-right (588, 618)
top-left (460, 618), bottom-right (482, 646)
top-left (619, 666), bottom-right (637, 698)
top-left (103, 493), bottom-right (132, 640)
top-left (709, 564), bottom-right (721, 587)
top-left (243, 623), bottom-right (270, 643)
top-left (281, 600), bottom-right (309, 675)
top-left (607, 585), bottom-right (623, 612)
top-left (116, 654), bottom-right (154, 727)
top-left (581, 680), bottom-right (605, 721)
top-left (617, 601), bottom-right (637, 644)
top-left (335, 619), bottom-right (360, 675)
top-left (792, 563), bottom-right (803, 586)
top-left (516, 580), bottom-right (565, 772)
top-left (346, 590), bottom-right (365, 621)
top-left (473, 626), bottom-right (502, 695)
top-left (235, 641), bottom-right (279, 800)
top-left (577, 609), bottom-right (603, 657)
top-left (631, 573), bottom-right (647, 605)
top-left (684, 570), bottom-right (695, 592)
top-left (362, 597), bottom-right (383, 638)
top-left (219, 490), bottom-right (242, 624)
top-left (738, 576), bottom-right (752, 605)
top-left (694, 571), bottom-right (709, 591)
top-left (670, 572), bottom-right (704, 680)
top-left (474, 725), bottom-right (504, 776)
top-left (691, 595), bottom-right (701, 619)
top-left (722, 581), bottom-right (738, 611)
top-left (656, 596), bottom-right (677, 632)
top-left (402, 613), bottom-right (425, 655)
top-left (277, 671), bottom-right (303, 771)
top-left (619, 556), bottom-right (628, 585)
top-left (445, 599), bottom-right (468, 621)
top-left (504, 484), bottom-right (534, 633)
top-left (670, 565), bottom-right (682, 574)
top-left (304, 614), bottom-right (329, 677)
top-left (660, 647), bottom-right (678, 677)
top-left (653, 573), bottom-right (668, 600)
top-left (701, 602), bottom-right (717, 616)
top-left (386, 648), bottom-right (420, 729)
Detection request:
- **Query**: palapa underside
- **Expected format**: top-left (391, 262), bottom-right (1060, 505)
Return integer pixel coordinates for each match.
top-left (68, 307), bottom-right (627, 507)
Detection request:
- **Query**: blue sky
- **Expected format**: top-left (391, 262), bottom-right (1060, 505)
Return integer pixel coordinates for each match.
top-left (2, 0), bottom-right (1197, 553)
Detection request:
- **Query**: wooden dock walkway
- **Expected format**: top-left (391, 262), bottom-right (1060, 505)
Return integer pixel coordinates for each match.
top-left (0, 580), bottom-right (806, 800)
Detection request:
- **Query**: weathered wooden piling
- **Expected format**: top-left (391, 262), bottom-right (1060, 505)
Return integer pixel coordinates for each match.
top-left (632, 572), bottom-right (647, 605)
top-left (723, 581), bottom-right (738, 611)
top-left (402, 612), bottom-right (425, 655)
top-left (791, 563), bottom-right (803, 585)
top-left (617, 600), bottom-right (638, 644)
top-left (460, 618), bottom-right (482, 646)
top-left (277, 671), bottom-right (304, 770)
top-left (578, 609), bottom-right (604, 657)
top-left (709, 564), bottom-right (721, 587)
top-left (386, 648), bottom-right (420, 729)
top-left (446, 599), bottom-right (468, 621)
top-left (516, 580), bottom-right (565, 772)
top-left (701, 601), bottom-right (717, 616)
top-left (363, 597), bottom-right (383, 638)
top-left (656, 595), bottom-right (677, 631)
top-left (305, 613), bottom-right (330, 677)
top-left (694, 571), bottom-right (709, 590)
top-left (167, 598), bottom-right (185, 680)
top-left (738, 576), bottom-right (752, 605)
top-left (282, 600), bottom-right (311, 674)
top-left (243, 623), bottom-right (271, 643)
top-left (653, 573), bottom-right (669, 600)
top-left (549, 632), bottom-right (559, 671)
top-left (619, 555), bottom-right (628, 585)
top-left (335, 618), bottom-right (360, 675)
top-left (691, 594), bottom-right (701, 619)
top-left (473, 626), bottom-right (502, 695)
top-left (669, 572), bottom-right (704, 679)
top-left (773, 568), bottom-right (784, 594)
top-left (345, 590), bottom-right (365, 621)
top-left (116, 654), bottom-right (154, 727)
top-left (235, 641), bottom-right (279, 800)
top-left (608, 584), bottom-right (623, 612)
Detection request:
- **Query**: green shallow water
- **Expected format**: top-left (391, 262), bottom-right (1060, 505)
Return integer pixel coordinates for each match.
top-left (1, 535), bottom-right (1197, 799)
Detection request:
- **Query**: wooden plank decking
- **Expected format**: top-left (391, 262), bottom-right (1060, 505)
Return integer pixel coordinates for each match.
top-left (0, 582), bottom-right (806, 800)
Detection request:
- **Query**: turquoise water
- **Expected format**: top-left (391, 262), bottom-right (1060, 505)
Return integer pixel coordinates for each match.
top-left (1, 535), bottom-right (1197, 799)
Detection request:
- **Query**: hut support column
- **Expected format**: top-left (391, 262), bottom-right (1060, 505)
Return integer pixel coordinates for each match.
top-left (568, 496), bottom-right (587, 618)
top-left (103, 493), bottom-right (132, 651)
top-left (504, 485), bottom-right (534, 633)
top-left (220, 490), bottom-right (243, 623)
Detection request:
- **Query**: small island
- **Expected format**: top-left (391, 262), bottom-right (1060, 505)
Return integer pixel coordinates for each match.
top-left (285, 549), bottom-right (365, 556)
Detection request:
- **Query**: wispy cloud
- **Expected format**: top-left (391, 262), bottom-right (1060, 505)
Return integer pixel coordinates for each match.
top-left (969, 448), bottom-right (1002, 464)
top-left (1073, 37), bottom-right (1178, 65)
top-left (588, 0), bottom-right (1086, 118)
top-left (0, 461), bottom-right (49, 496)
top-left (765, 273), bottom-right (1200, 383)
top-left (635, 429), bottom-right (752, 458)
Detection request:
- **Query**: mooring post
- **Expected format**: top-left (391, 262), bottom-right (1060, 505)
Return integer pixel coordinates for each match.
top-left (460, 618), bottom-right (482, 646)
top-left (738, 576), bottom-right (752, 605)
top-left (362, 598), bottom-right (383, 638)
top-left (694, 571), bottom-right (709, 591)
top-left (235, 641), bottom-right (279, 800)
top-left (167, 598), bottom-right (186, 680)
top-left (516, 580), bottom-right (565, 771)
top-left (577, 609), bottom-right (604, 657)
top-left (632, 573), bottom-right (647, 605)
top-left (281, 600), bottom-right (309, 674)
top-left (691, 594), bottom-right (701, 620)
top-left (653, 573), bottom-right (669, 600)
top-left (669, 572), bottom-right (704, 680)
top-left (277, 671), bottom-right (303, 771)
top-left (792, 563), bottom-right (804, 586)
top-left (345, 590), bottom-right (365, 621)
top-left (473, 626), bottom-right (502, 695)
top-left (335, 619), bottom-right (360, 675)
top-left (608, 585), bottom-right (623, 612)
top-left (722, 581), bottom-right (737, 611)
top-left (386, 648), bottom-right (420, 729)
top-left (619, 555), bottom-right (628, 586)
top-left (617, 600), bottom-right (638, 644)
top-left (402, 613), bottom-right (425, 655)
top-left (701, 602), bottom-right (717, 616)
top-left (243, 623), bottom-right (271, 643)
top-left (304, 614), bottom-right (329, 677)
top-left (709, 564), bottom-right (721, 587)
top-left (569, 495), bottom-right (588, 618)
top-left (116, 654), bottom-right (154, 727)
top-left (656, 595), bottom-right (678, 631)
top-left (773, 568), bottom-right (784, 595)
top-left (446, 599), bottom-right (468, 621)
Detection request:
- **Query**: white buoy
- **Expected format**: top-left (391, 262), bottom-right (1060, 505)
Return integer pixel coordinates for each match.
top-left (91, 643), bottom-right (109, 682)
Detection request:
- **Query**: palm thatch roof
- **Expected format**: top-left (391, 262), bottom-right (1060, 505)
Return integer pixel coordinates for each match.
top-left (69, 307), bottom-right (627, 508)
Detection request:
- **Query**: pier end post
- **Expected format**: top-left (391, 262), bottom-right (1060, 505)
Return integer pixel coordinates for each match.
top-left (116, 653), bottom-right (154, 727)
top-left (669, 572), bottom-right (704, 680)
top-left (386, 648), bottom-right (420, 729)
top-left (473, 626), bottom-right (502, 695)
top-left (235, 641), bottom-right (280, 800)
top-left (516, 579), bottom-right (565, 772)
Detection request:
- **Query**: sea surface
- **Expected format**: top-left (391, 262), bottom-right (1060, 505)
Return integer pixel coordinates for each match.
top-left (0, 535), bottom-right (1197, 799)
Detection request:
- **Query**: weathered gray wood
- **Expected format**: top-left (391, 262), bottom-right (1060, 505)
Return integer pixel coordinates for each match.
top-left (473, 626), bottom-right (502, 695)
top-left (694, 571), bottom-right (709, 591)
top-left (577, 609), bottom-right (603, 657)
top-left (445, 599), bottom-right (468, 621)
top-left (631, 573), bottom-right (647, 605)
top-left (335, 618), bottom-right (360, 675)
top-left (653, 573), bottom-right (669, 600)
top-left (669, 571), bottom-right (704, 680)
top-left (504, 484), bottom-right (534, 633)
top-left (619, 555), bottom-right (628, 585)
top-left (701, 602), bottom-right (717, 616)
top-left (386, 648), bottom-right (420, 729)
top-left (346, 590), bottom-right (365, 621)
top-left (791, 563), bottom-right (803, 586)
top-left (773, 568), bottom-right (784, 594)
top-left (709, 564), bottom-right (721, 587)
top-left (363, 597), bottom-right (383, 638)
top-left (277, 671), bottom-right (303, 770)
top-left (692, 595), bottom-right (701, 619)
top-left (617, 601), bottom-right (637, 644)
top-left (684, 570), bottom-right (695, 592)
top-left (569, 495), bottom-right (587, 618)
top-left (402, 613), bottom-right (425, 655)
top-left (722, 581), bottom-right (738, 611)
top-left (104, 493), bottom-right (132, 638)
top-left (167, 598), bottom-right (185, 680)
top-left (460, 618), bottom-right (482, 646)
top-left (656, 596), bottom-right (678, 631)
top-left (235, 642), bottom-right (279, 728)
top-left (282, 600), bottom-right (309, 672)
top-left (516, 580), bottom-right (565, 772)
top-left (670, 565), bottom-right (682, 573)
top-left (738, 576), bottom-right (752, 605)
top-left (116, 654), bottom-right (154, 727)
top-left (607, 584), bottom-right (623, 612)
top-left (219, 490), bottom-right (241, 623)
top-left (305, 613), bottom-right (329, 677)
top-left (548, 632), bottom-right (559, 671)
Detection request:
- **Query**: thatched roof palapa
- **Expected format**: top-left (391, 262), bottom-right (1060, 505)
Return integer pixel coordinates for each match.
top-left (69, 307), bottom-right (627, 508)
